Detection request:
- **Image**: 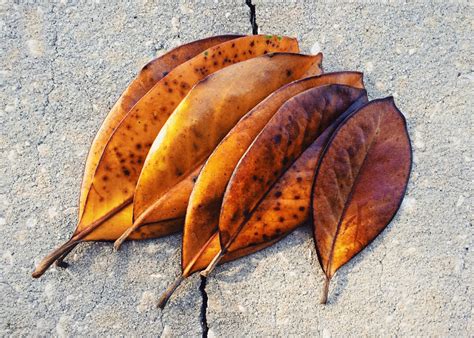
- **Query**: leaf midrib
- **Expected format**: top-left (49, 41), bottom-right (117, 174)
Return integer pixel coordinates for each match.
top-left (324, 115), bottom-right (382, 277)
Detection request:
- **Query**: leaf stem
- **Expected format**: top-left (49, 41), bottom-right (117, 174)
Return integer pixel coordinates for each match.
top-left (31, 197), bottom-right (132, 278)
top-left (157, 275), bottom-right (185, 309)
top-left (320, 276), bottom-right (330, 304)
top-left (114, 198), bottom-right (155, 250)
top-left (200, 249), bottom-right (224, 277)
top-left (32, 238), bottom-right (80, 278)
top-left (54, 243), bottom-right (78, 268)
top-left (114, 221), bottom-right (141, 250)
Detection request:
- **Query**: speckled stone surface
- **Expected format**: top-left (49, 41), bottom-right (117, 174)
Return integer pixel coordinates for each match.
top-left (1, 1), bottom-right (472, 336)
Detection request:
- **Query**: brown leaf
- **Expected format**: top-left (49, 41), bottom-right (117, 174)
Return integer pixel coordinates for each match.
top-left (311, 97), bottom-right (412, 303)
top-left (79, 35), bottom-right (299, 244)
top-left (191, 94), bottom-right (369, 272)
top-left (115, 52), bottom-right (323, 249)
top-left (202, 84), bottom-right (368, 276)
top-left (79, 35), bottom-right (242, 220)
top-left (33, 34), bottom-right (289, 278)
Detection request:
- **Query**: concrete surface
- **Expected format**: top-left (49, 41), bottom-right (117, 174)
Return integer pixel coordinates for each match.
top-left (0, 0), bottom-right (472, 336)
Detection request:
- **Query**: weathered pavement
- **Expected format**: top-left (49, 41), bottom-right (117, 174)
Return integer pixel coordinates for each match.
top-left (0, 1), bottom-right (472, 336)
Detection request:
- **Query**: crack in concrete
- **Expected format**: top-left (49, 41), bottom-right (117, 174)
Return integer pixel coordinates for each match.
top-left (45, 2), bottom-right (58, 112)
top-left (199, 276), bottom-right (209, 338)
top-left (37, 2), bottom-right (59, 147)
top-left (245, 0), bottom-right (258, 34)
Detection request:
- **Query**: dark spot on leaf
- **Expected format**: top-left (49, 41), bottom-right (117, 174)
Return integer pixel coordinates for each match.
top-left (299, 206), bottom-right (305, 211)
top-left (275, 191), bottom-right (282, 197)
top-left (273, 134), bottom-right (282, 144)
top-left (122, 167), bottom-right (131, 176)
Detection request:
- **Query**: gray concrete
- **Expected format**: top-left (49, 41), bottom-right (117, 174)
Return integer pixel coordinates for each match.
top-left (0, 0), bottom-right (472, 336)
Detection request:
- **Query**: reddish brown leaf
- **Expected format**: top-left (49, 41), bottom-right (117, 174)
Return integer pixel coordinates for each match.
top-left (311, 97), bottom-right (412, 303)
top-left (200, 85), bottom-right (368, 276)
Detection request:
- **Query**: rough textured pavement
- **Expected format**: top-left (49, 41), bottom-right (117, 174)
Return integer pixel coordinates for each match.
top-left (0, 1), bottom-right (472, 336)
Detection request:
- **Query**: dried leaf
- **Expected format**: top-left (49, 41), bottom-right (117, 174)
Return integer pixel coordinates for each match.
top-left (80, 35), bottom-right (298, 242)
top-left (202, 85), bottom-right (368, 275)
top-left (157, 84), bottom-right (366, 308)
top-left (33, 35), bottom-right (296, 278)
top-left (311, 97), bottom-right (412, 303)
top-left (183, 72), bottom-right (364, 275)
top-left (79, 35), bottom-right (242, 219)
top-left (191, 95), bottom-right (369, 272)
top-left (115, 52), bottom-right (323, 249)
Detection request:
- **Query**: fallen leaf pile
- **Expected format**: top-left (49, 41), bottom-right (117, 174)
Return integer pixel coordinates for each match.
top-left (32, 34), bottom-right (412, 307)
